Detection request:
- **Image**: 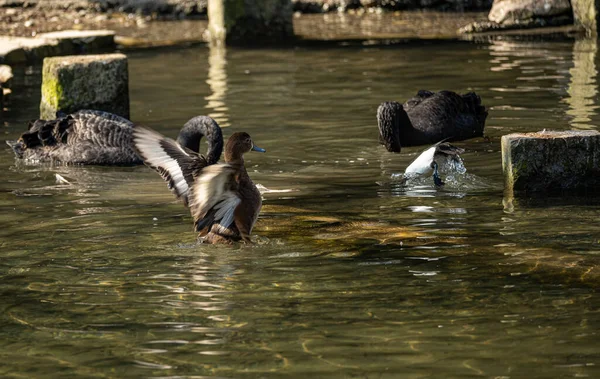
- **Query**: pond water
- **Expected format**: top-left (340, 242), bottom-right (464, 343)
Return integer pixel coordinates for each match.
top-left (1, 38), bottom-right (600, 378)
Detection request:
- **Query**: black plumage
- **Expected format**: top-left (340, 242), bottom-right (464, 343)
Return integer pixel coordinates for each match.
top-left (377, 90), bottom-right (487, 152)
top-left (6, 111), bottom-right (223, 166)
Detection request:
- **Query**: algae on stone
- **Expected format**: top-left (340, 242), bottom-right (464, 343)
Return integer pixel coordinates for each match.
top-left (40, 53), bottom-right (129, 119)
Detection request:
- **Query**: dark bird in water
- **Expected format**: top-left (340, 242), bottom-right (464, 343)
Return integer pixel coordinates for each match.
top-left (6, 110), bottom-right (223, 166)
top-left (133, 120), bottom-right (265, 244)
top-left (403, 141), bottom-right (465, 186)
top-left (377, 90), bottom-right (487, 152)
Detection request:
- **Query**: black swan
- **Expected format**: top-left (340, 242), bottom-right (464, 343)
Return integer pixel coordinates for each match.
top-left (377, 90), bottom-right (487, 152)
top-left (7, 110), bottom-right (223, 165)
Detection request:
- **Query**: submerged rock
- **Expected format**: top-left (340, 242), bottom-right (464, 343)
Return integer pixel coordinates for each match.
top-left (459, 0), bottom-right (574, 34)
top-left (488, 0), bottom-right (571, 24)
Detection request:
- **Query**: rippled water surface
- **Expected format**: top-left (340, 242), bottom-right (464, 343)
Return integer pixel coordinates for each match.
top-left (1, 39), bottom-right (600, 378)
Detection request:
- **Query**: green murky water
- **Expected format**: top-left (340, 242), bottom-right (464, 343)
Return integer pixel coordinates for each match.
top-left (1, 39), bottom-right (600, 378)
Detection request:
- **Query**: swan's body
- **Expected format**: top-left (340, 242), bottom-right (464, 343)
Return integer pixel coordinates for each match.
top-left (133, 121), bottom-right (264, 244)
top-left (377, 90), bottom-right (487, 152)
top-left (7, 110), bottom-right (139, 164)
top-left (7, 111), bottom-right (223, 166)
top-left (404, 142), bottom-right (465, 186)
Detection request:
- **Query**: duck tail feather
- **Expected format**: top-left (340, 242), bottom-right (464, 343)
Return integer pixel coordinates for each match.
top-left (437, 142), bottom-right (465, 156)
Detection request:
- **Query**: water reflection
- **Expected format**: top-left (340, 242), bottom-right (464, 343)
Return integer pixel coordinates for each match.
top-left (205, 45), bottom-right (229, 127)
top-left (487, 40), bottom-right (571, 95)
top-left (3, 40), bottom-right (600, 378)
top-left (564, 38), bottom-right (598, 130)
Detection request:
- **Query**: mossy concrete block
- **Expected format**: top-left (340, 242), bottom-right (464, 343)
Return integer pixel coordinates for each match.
top-left (207, 0), bottom-right (294, 45)
top-left (40, 53), bottom-right (129, 119)
top-left (502, 130), bottom-right (600, 194)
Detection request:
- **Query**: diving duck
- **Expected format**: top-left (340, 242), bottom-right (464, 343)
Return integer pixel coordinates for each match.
top-left (377, 90), bottom-right (487, 152)
top-left (133, 121), bottom-right (265, 244)
top-left (6, 110), bottom-right (223, 165)
top-left (403, 142), bottom-right (465, 186)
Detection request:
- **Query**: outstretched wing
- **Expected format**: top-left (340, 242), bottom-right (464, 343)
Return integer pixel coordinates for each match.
top-left (189, 164), bottom-right (241, 235)
top-left (133, 125), bottom-right (207, 206)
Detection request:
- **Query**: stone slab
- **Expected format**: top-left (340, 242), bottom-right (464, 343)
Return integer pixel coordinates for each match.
top-left (0, 30), bottom-right (115, 64)
top-left (502, 130), bottom-right (600, 194)
top-left (40, 53), bottom-right (129, 119)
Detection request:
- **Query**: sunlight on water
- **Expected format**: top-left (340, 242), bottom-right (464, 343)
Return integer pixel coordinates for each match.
top-left (1, 38), bottom-right (599, 378)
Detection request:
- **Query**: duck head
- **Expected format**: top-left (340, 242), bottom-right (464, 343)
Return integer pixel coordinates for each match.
top-left (224, 132), bottom-right (265, 163)
top-left (377, 101), bottom-right (411, 153)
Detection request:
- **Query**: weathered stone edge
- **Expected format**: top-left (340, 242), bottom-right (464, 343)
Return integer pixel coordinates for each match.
top-left (0, 30), bottom-right (116, 65)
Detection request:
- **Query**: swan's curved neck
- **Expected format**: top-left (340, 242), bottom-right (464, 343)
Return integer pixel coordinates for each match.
top-left (377, 101), bottom-right (410, 153)
top-left (177, 116), bottom-right (224, 164)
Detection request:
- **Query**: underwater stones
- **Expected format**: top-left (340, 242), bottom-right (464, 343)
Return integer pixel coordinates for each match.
top-left (207, 0), bottom-right (294, 45)
top-left (39, 53), bottom-right (129, 120)
top-left (501, 130), bottom-right (600, 194)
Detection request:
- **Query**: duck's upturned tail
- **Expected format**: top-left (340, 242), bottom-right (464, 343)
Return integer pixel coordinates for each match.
top-left (435, 142), bottom-right (465, 158)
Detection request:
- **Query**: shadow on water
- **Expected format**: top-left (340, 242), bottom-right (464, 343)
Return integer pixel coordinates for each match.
top-left (1, 38), bottom-right (600, 378)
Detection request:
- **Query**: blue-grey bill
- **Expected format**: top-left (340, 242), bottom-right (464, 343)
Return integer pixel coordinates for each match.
top-left (251, 145), bottom-right (266, 153)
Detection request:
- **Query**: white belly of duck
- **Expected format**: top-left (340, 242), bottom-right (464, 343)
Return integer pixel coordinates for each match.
top-left (404, 146), bottom-right (437, 177)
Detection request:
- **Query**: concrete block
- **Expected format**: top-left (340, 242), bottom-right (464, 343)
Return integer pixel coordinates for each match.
top-left (40, 53), bottom-right (129, 119)
top-left (207, 0), bottom-right (294, 45)
top-left (572, 0), bottom-right (600, 36)
top-left (502, 130), bottom-right (600, 194)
